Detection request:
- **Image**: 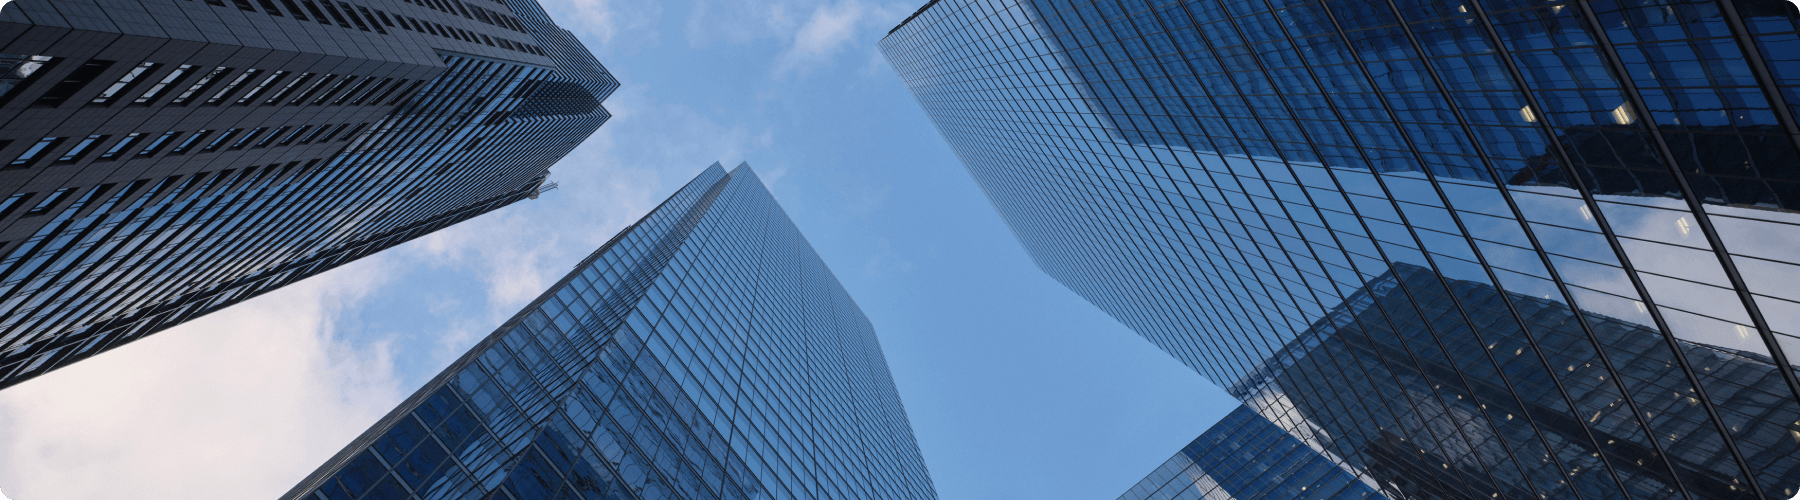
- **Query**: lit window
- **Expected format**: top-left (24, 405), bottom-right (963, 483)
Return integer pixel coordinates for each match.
top-left (9, 137), bottom-right (65, 167)
top-left (56, 135), bottom-right (109, 163)
top-left (91, 62), bottom-right (158, 106)
top-left (133, 64), bottom-right (193, 105)
top-left (98, 133), bottom-right (142, 160)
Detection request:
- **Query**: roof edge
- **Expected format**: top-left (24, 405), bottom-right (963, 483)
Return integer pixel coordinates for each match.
top-left (886, 0), bottom-right (943, 36)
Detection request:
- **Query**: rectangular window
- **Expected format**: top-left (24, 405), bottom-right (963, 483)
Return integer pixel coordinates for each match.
top-left (395, 16), bottom-right (413, 30)
top-left (56, 135), bottom-right (108, 164)
top-left (168, 130), bottom-right (211, 155)
top-left (233, 128), bottom-right (266, 149)
top-left (312, 76), bottom-right (357, 105)
top-left (320, 1), bottom-right (354, 28)
top-left (9, 137), bottom-right (64, 168)
top-left (339, 2), bottom-right (372, 31)
top-left (230, 0), bottom-right (257, 11)
top-left (299, 125), bottom-right (332, 144)
top-left (331, 77), bottom-right (374, 105)
top-left (256, 126), bottom-right (290, 148)
top-left (91, 62), bottom-right (158, 106)
top-left (374, 10), bottom-right (394, 26)
top-left (202, 129), bottom-right (239, 152)
top-left (99, 133), bottom-right (142, 160)
top-left (0, 55), bottom-right (58, 106)
top-left (138, 131), bottom-right (184, 157)
top-left (169, 67), bottom-right (231, 106)
top-left (316, 123), bottom-right (349, 142)
top-left (0, 192), bottom-right (33, 220)
top-left (357, 6), bottom-right (387, 34)
top-left (289, 74), bottom-right (336, 105)
top-left (481, 34), bottom-right (494, 46)
top-left (205, 69), bottom-right (260, 105)
top-left (425, 22), bottom-right (443, 37)
top-left (133, 64), bottom-right (192, 105)
top-left (300, 0), bottom-right (330, 23)
top-left (234, 70), bottom-right (287, 105)
top-left (387, 80), bottom-right (425, 105)
top-left (348, 78), bottom-right (392, 105)
top-left (24, 188), bottom-right (76, 217)
top-left (338, 123), bottom-right (368, 141)
top-left (278, 125), bottom-right (312, 146)
top-left (257, 0), bottom-right (284, 16)
top-left (279, 0), bottom-right (308, 20)
top-left (264, 72), bottom-right (313, 104)
top-left (34, 59), bottom-right (116, 107)
top-left (368, 78), bottom-right (409, 105)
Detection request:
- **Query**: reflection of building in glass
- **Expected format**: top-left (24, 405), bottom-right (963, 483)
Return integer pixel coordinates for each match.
top-left (0, 0), bottom-right (615, 388)
top-left (282, 164), bottom-right (938, 500)
top-left (1119, 404), bottom-right (1390, 500)
top-left (884, 0), bottom-right (1800, 498)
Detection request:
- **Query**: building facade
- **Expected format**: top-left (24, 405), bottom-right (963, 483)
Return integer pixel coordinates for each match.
top-left (1120, 404), bottom-right (1390, 500)
top-left (282, 163), bottom-right (938, 500)
top-left (0, 0), bottom-right (615, 387)
top-left (883, 0), bottom-right (1800, 498)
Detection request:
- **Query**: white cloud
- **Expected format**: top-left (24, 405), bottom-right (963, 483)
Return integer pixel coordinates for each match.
top-left (682, 0), bottom-right (912, 77)
top-left (536, 0), bottom-right (662, 50)
top-left (0, 257), bottom-right (405, 500)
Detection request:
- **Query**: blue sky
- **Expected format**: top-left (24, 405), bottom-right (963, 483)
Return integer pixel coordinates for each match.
top-left (0, 1), bottom-right (1237, 498)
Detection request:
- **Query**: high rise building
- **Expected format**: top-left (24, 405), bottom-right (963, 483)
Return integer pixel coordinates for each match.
top-left (1119, 405), bottom-right (1389, 500)
top-left (884, 0), bottom-right (1800, 498)
top-left (0, 0), bottom-right (614, 388)
top-left (281, 163), bottom-right (937, 500)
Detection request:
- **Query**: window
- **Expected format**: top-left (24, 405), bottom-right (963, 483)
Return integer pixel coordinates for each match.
top-left (234, 70), bottom-right (287, 105)
top-left (300, 0), bottom-right (330, 23)
top-left (138, 131), bottom-right (183, 157)
top-left (0, 192), bottom-right (33, 220)
top-left (34, 59), bottom-right (115, 107)
top-left (233, 128), bottom-right (266, 149)
top-left (339, 123), bottom-right (368, 141)
top-left (481, 34), bottom-right (495, 46)
top-left (387, 80), bottom-right (425, 105)
top-left (9, 137), bottom-right (64, 168)
top-left (202, 129), bottom-right (239, 152)
top-left (256, 126), bottom-right (290, 148)
top-left (374, 10), bottom-right (394, 26)
top-left (320, 1), bottom-right (353, 28)
top-left (368, 79), bottom-right (409, 105)
top-left (230, 0), bottom-right (256, 11)
top-left (56, 135), bottom-right (108, 164)
top-left (299, 125), bottom-right (333, 144)
top-left (357, 6), bottom-right (388, 34)
top-left (169, 67), bottom-right (231, 106)
top-left (278, 0), bottom-right (308, 20)
top-left (349, 78), bottom-right (392, 105)
top-left (257, 0), bottom-right (285, 16)
top-left (90, 62), bottom-right (158, 106)
top-left (168, 130), bottom-right (212, 154)
top-left (331, 77), bottom-right (374, 105)
top-left (98, 133), bottom-right (142, 160)
top-left (278, 125), bottom-right (312, 146)
top-left (0, 54), bottom-right (57, 106)
top-left (265, 72), bottom-right (314, 104)
top-left (289, 74), bottom-right (336, 105)
top-left (205, 69), bottom-right (261, 105)
top-left (23, 188), bottom-right (75, 217)
top-left (339, 2), bottom-right (372, 31)
top-left (133, 64), bottom-right (193, 105)
top-left (313, 76), bottom-right (357, 105)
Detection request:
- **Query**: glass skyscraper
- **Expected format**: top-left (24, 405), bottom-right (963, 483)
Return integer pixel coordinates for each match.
top-left (0, 0), bottom-right (614, 388)
top-left (1120, 404), bottom-right (1390, 500)
top-left (883, 0), bottom-right (1800, 498)
top-left (282, 163), bottom-right (937, 500)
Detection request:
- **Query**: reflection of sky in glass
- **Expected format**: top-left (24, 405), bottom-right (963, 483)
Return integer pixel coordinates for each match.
top-left (884, 0), bottom-right (1800, 497)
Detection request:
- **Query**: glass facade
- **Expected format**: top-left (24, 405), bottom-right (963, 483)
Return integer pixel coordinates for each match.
top-left (1120, 404), bottom-right (1389, 500)
top-left (0, 0), bottom-right (615, 388)
top-left (883, 0), bottom-right (1800, 498)
top-left (282, 163), bottom-right (937, 500)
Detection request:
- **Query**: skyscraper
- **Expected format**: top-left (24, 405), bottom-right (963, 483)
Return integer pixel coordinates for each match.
top-left (282, 163), bottom-right (937, 500)
top-left (1119, 405), bottom-right (1389, 500)
top-left (0, 0), bottom-right (614, 388)
top-left (884, 0), bottom-right (1800, 498)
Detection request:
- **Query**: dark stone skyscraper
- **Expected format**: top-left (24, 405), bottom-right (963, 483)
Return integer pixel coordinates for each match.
top-left (0, 0), bottom-right (614, 388)
top-left (282, 163), bottom-right (937, 500)
top-left (884, 0), bottom-right (1800, 498)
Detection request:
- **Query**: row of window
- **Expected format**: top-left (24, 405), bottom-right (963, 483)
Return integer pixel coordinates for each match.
top-left (1, 122), bottom-right (368, 169)
top-left (190, 0), bottom-right (544, 56)
top-left (0, 53), bottom-right (428, 110)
